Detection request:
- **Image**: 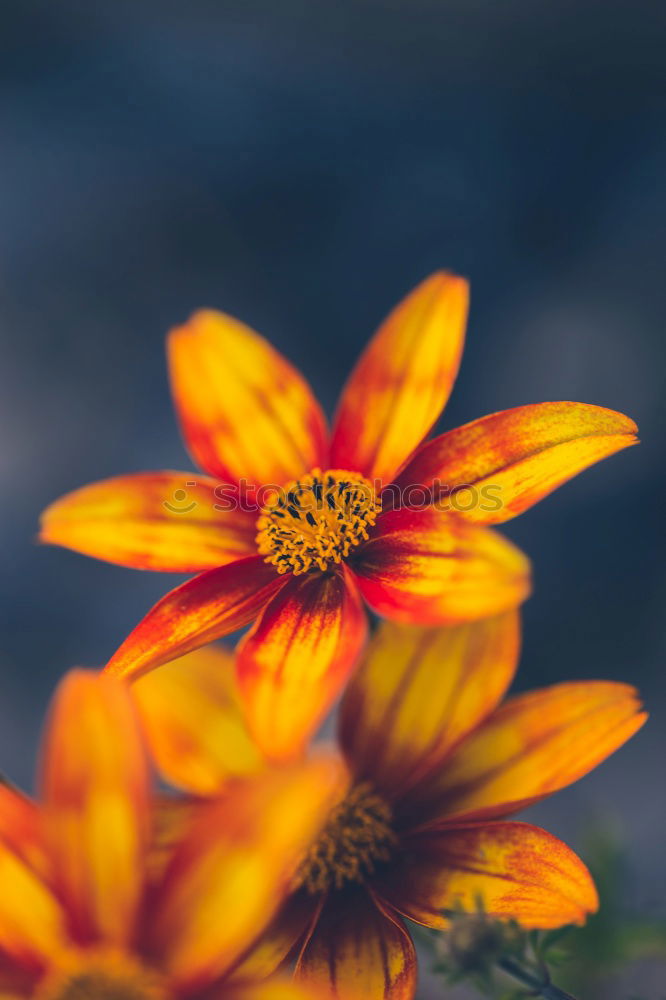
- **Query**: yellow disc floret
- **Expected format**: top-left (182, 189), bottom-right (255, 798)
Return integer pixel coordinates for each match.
top-left (256, 468), bottom-right (381, 575)
top-left (295, 782), bottom-right (397, 894)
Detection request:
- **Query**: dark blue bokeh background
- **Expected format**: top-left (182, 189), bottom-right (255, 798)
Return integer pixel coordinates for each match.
top-left (1, 3), bottom-right (664, 993)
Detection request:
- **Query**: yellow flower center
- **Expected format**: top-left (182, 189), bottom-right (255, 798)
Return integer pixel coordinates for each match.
top-left (295, 782), bottom-right (397, 893)
top-left (256, 468), bottom-right (381, 576)
top-left (36, 952), bottom-right (171, 1000)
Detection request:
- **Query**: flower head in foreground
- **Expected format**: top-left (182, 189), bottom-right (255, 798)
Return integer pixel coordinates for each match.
top-left (0, 669), bottom-right (342, 1000)
top-left (131, 613), bottom-right (647, 1000)
top-left (40, 273), bottom-right (638, 757)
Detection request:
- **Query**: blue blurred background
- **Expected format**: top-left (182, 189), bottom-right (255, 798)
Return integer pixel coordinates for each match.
top-left (1, 2), bottom-right (664, 994)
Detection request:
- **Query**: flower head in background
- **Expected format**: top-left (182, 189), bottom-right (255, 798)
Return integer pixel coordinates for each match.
top-left (40, 273), bottom-right (638, 757)
top-left (0, 669), bottom-right (342, 1000)
top-left (132, 614), bottom-right (646, 1000)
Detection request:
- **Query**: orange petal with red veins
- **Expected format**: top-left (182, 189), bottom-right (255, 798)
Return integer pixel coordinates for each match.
top-left (394, 402), bottom-right (638, 524)
top-left (151, 758), bottom-right (345, 994)
top-left (0, 842), bottom-right (68, 974)
top-left (168, 309), bottom-right (328, 485)
top-left (330, 272), bottom-right (469, 485)
top-left (236, 567), bottom-right (367, 761)
top-left (295, 891), bottom-right (416, 1000)
top-left (339, 611), bottom-right (520, 802)
top-left (105, 556), bottom-right (286, 682)
top-left (133, 644), bottom-right (263, 795)
top-left (40, 670), bottom-right (150, 946)
top-left (39, 472), bottom-right (257, 572)
top-left (353, 508), bottom-right (531, 624)
top-left (413, 681), bottom-right (647, 823)
top-left (380, 822), bottom-right (597, 930)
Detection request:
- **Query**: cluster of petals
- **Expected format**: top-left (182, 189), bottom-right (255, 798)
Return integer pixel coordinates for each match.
top-left (40, 272), bottom-right (638, 758)
top-left (0, 668), bottom-right (344, 1000)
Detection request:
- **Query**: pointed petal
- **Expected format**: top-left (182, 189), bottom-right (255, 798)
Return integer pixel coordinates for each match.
top-left (380, 822), bottom-right (598, 930)
top-left (339, 612), bottom-right (520, 802)
top-left (330, 273), bottom-right (468, 484)
top-left (104, 556), bottom-right (286, 682)
top-left (394, 403), bottom-right (638, 524)
top-left (151, 758), bottom-right (345, 994)
top-left (414, 681), bottom-right (647, 822)
top-left (39, 670), bottom-right (151, 946)
top-left (353, 508), bottom-right (531, 624)
top-left (236, 568), bottom-right (368, 761)
top-left (168, 309), bottom-right (328, 485)
top-left (133, 645), bottom-right (264, 795)
top-left (39, 472), bottom-right (257, 572)
top-left (0, 842), bottom-right (68, 974)
top-left (296, 892), bottom-right (417, 1000)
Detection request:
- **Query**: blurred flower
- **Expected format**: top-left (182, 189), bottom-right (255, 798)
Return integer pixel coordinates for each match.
top-left (131, 613), bottom-right (646, 1000)
top-left (0, 669), bottom-right (343, 1000)
top-left (429, 908), bottom-right (577, 997)
top-left (40, 273), bottom-right (637, 758)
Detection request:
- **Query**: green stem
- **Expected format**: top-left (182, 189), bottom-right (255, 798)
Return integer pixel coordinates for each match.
top-left (497, 956), bottom-right (578, 1000)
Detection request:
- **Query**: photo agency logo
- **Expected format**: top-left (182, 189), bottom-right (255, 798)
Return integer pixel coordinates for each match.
top-left (163, 482), bottom-right (199, 513)
top-left (163, 478), bottom-right (504, 515)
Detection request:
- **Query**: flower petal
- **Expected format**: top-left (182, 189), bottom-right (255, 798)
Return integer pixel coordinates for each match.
top-left (223, 979), bottom-right (333, 1000)
top-left (339, 612), bottom-right (520, 803)
top-left (39, 670), bottom-right (151, 946)
top-left (105, 556), bottom-right (286, 682)
top-left (224, 892), bottom-right (320, 985)
top-left (133, 645), bottom-right (264, 796)
top-left (151, 758), bottom-right (345, 994)
top-left (0, 842), bottom-right (68, 974)
top-left (295, 891), bottom-right (417, 1000)
top-left (168, 309), bottom-right (328, 485)
top-left (413, 681), bottom-right (647, 822)
top-left (148, 796), bottom-right (202, 887)
top-left (236, 567), bottom-right (368, 761)
top-left (330, 272), bottom-right (469, 484)
top-left (0, 784), bottom-right (46, 877)
top-left (39, 472), bottom-right (257, 572)
top-left (394, 403), bottom-right (638, 524)
top-left (353, 508), bottom-right (531, 624)
top-left (0, 954), bottom-right (34, 996)
top-left (379, 822), bottom-right (598, 930)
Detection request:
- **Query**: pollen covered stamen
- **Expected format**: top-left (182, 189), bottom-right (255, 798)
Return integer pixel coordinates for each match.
top-left (295, 782), bottom-right (397, 894)
top-left (256, 468), bottom-right (381, 576)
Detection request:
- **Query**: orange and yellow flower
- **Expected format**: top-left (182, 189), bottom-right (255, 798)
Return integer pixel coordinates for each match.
top-left (131, 615), bottom-right (646, 1000)
top-left (0, 668), bottom-right (343, 1000)
top-left (40, 274), bottom-right (638, 757)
